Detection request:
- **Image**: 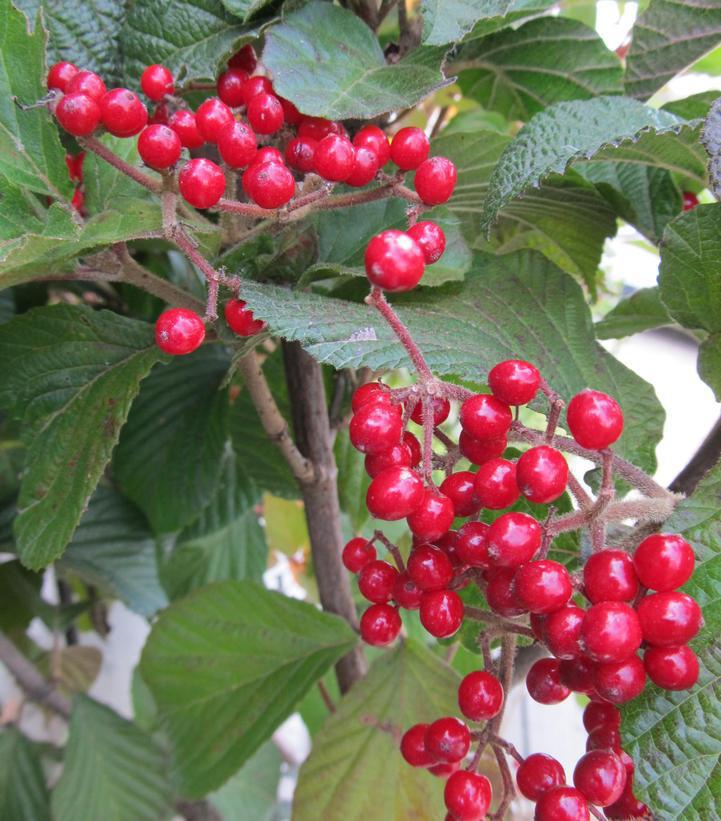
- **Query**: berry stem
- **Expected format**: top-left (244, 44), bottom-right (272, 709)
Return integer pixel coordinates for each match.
top-left (215, 197), bottom-right (278, 219)
top-left (78, 135), bottom-right (162, 193)
top-left (465, 607), bottom-right (536, 638)
top-left (489, 735), bottom-right (524, 765)
top-left (317, 679), bottom-right (337, 713)
top-left (373, 530), bottom-right (406, 572)
top-left (490, 743), bottom-right (516, 821)
top-left (421, 396), bottom-right (435, 483)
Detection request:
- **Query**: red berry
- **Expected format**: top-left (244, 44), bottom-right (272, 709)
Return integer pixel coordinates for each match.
top-left (149, 102), bottom-right (169, 124)
top-left (217, 68), bottom-right (248, 107)
top-left (349, 402), bottom-right (402, 455)
top-left (566, 390), bottom-right (624, 450)
top-left (216, 121), bottom-right (257, 168)
top-left (636, 591), bottom-right (703, 646)
top-left (100, 88), bottom-right (148, 137)
top-left (400, 723), bottom-right (434, 767)
top-left (342, 537), bottom-right (376, 573)
top-left (360, 603), bottom-right (402, 646)
top-left (414, 156), bottom-right (457, 205)
top-left (407, 543), bottom-right (453, 591)
top-left (633, 533), bottom-right (695, 592)
top-left (419, 589), bottom-right (464, 637)
top-left (530, 612), bottom-right (548, 641)
top-left (457, 671), bottom-right (504, 721)
top-left (583, 549), bottom-right (639, 603)
top-left (358, 559), bottom-right (398, 603)
top-left (55, 93), bottom-right (101, 136)
top-left (486, 567), bottom-right (524, 616)
top-left (298, 116), bottom-right (341, 141)
top-left (141, 64), bottom-right (174, 101)
top-left (444, 770), bottom-right (492, 821)
top-left (544, 605), bottom-right (584, 659)
top-left (365, 229), bottom-right (425, 292)
top-left (352, 382), bottom-right (391, 412)
top-left (516, 753), bottom-right (565, 801)
top-left (406, 221), bottom-right (446, 265)
top-left (559, 657), bottom-right (597, 695)
top-left (605, 784), bottom-right (652, 819)
top-left (424, 717), bottom-right (470, 763)
top-left (67, 70), bottom-right (106, 103)
top-left (516, 446), bottom-right (568, 504)
top-left (366, 466), bottom-right (424, 520)
top-left (243, 161), bottom-right (295, 208)
top-left (592, 655), bottom-right (646, 703)
top-left (586, 724), bottom-right (622, 753)
top-left (155, 308), bottom-right (205, 355)
top-left (71, 187), bottom-right (85, 214)
top-left (441, 471), bottom-right (481, 517)
top-left (178, 158), bottom-right (226, 208)
top-left (488, 360), bottom-right (540, 406)
top-left (224, 298), bottom-right (265, 336)
top-left (253, 146), bottom-right (285, 165)
top-left (313, 134), bottom-right (355, 181)
top-left (279, 97), bottom-right (301, 125)
top-left (403, 431), bottom-right (422, 466)
top-left (515, 560), bottom-right (572, 614)
top-left (456, 521), bottom-right (491, 567)
top-left (137, 124), bottom-right (181, 169)
top-left (487, 512), bottom-right (542, 567)
top-left (353, 125), bottom-right (390, 166)
top-left (535, 787), bottom-right (590, 821)
top-left (345, 146), bottom-right (379, 187)
top-left (436, 531), bottom-right (465, 569)
top-left (47, 61), bottom-right (78, 92)
top-left (682, 190), bottom-right (700, 211)
top-left (573, 750), bottom-right (627, 807)
top-left (581, 601), bottom-right (642, 663)
top-left (459, 431), bottom-right (507, 465)
top-left (410, 395), bottom-right (450, 427)
top-left (644, 644), bottom-right (699, 690)
top-left (473, 458), bottom-right (519, 510)
top-left (365, 442), bottom-right (412, 478)
top-left (241, 75), bottom-right (273, 105)
top-left (583, 701), bottom-right (621, 733)
top-left (429, 761), bottom-right (460, 778)
top-left (526, 658), bottom-right (571, 704)
top-left (195, 97), bottom-right (234, 143)
top-left (460, 394), bottom-right (512, 440)
top-left (285, 136), bottom-right (317, 173)
top-left (247, 92), bottom-right (284, 134)
top-left (168, 109), bottom-right (205, 149)
top-left (390, 127), bottom-right (429, 170)
top-left (228, 43), bottom-right (257, 73)
top-left (393, 572), bottom-right (423, 609)
top-left (407, 490), bottom-right (455, 542)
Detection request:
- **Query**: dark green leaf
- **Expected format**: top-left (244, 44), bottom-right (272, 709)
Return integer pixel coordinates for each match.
top-left (0, 560), bottom-right (43, 633)
top-left (596, 287), bottom-right (673, 340)
top-left (220, 0), bottom-right (275, 22)
top-left (209, 741), bottom-right (282, 821)
top-left (335, 428), bottom-right (371, 532)
top-left (140, 580), bottom-right (357, 796)
top-left (0, 727), bottom-right (51, 821)
top-left (421, 0), bottom-right (512, 45)
top-left (0, 181), bottom-right (46, 241)
top-left (698, 333), bottom-right (721, 401)
top-left (460, 0), bottom-right (558, 42)
top-left (83, 135), bottom-right (150, 212)
top-left (0, 306), bottom-right (161, 569)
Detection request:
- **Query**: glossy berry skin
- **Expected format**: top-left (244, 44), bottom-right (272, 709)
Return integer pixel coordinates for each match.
top-left (353, 124), bottom-right (391, 166)
top-left (243, 161), bottom-right (295, 209)
top-left (457, 671), bottom-right (504, 721)
top-left (592, 655), bottom-right (646, 703)
top-left (436, 531), bottom-right (465, 570)
top-left (141, 64), bottom-right (174, 101)
top-left (349, 402), bottom-right (402, 455)
top-left (605, 786), bottom-right (651, 820)
top-left (583, 701), bottom-right (621, 733)
top-left (285, 136), bottom-right (317, 173)
top-left (168, 109), bottom-right (205, 149)
top-left (516, 446), bottom-right (568, 504)
top-left (414, 156), bottom-right (457, 205)
top-left (345, 146), bottom-right (379, 187)
top-left (47, 61), bottom-right (78, 92)
top-left (456, 522), bottom-right (491, 568)
top-left (100, 89), bottom-right (148, 137)
top-left (352, 382), bottom-right (391, 412)
top-left (55, 93), bottom-right (101, 136)
top-left (459, 431), bottom-right (507, 465)
top-left (342, 537), bottom-right (376, 573)
top-left (586, 724), bottom-right (622, 754)
top-left (583, 549), bottom-right (639, 603)
top-left (407, 491), bottom-right (455, 542)
top-left (149, 102), bottom-right (169, 124)
top-left (279, 97), bottom-right (301, 125)
top-left (224, 298), bottom-right (265, 336)
top-left (366, 466), bottom-right (424, 521)
top-left (365, 442), bottom-right (412, 478)
top-left (581, 601), bottom-right (642, 663)
top-left (393, 572), bottom-right (423, 609)
top-left (400, 723), bottom-right (434, 767)
top-left (254, 147), bottom-right (285, 165)
top-left (298, 116), bottom-right (340, 141)
top-left (424, 717), bottom-right (470, 763)
top-left (137, 125), bottom-right (181, 169)
top-left (360, 603), bottom-right (402, 646)
top-left (567, 389), bottom-right (624, 450)
top-left (682, 191), bottom-right (700, 211)
top-left (644, 644), bottom-right (699, 690)
top-left (67, 70), bottom-right (106, 103)
top-left (228, 43), bottom-right (257, 73)
top-left (217, 68), bottom-right (248, 107)
top-left (473, 458), bottom-right (519, 510)
top-left (404, 431), bottom-right (422, 466)
top-left (365, 229), bottom-right (425, 292)
top-left (460, 394), bottom-right (512, 441)
top-left (313, 134), bottom-right (355, 181)
top-left (573, 750), bottom-right (627, 807)
top-left (515, 560), bottom-right (572, 614)
top-left (407, 543), bottom-right (453, 592)
top-left (444, 770), bottom-right (492, 821)
top-left (241, 75), bottom-right (273, 105)
top-left (195, 97), bottom-right (234, 143)
top-left (544, 605), bottom-right (584, 659)
top-left (216, 121), bottom-right (257, 168)
top-left (441, 471), bottom-right (481, 517)
top-left (390, 127), bottom-right (430, 170)
top-left (358, 560), bottom-right (398, 604)
top-left (246, 92), bottom-right (284, 134)
top-left (633, 533), bottom-right (695, 592)
top-left (526, 658), bottom-right (571, 704)
top-left (559, 657), bottom-right (597, 696)
top-left (155, 308), bottom-right (205, 355)
top-left (410, 395), bottom-right (450, 427)
top-left (486, 567), bottom-right (525, 616)
top-left (489, 359), bottom-right (541, 406)
top-left (420, 589), bottom-right (464, 638)
top-left (516, 753), bottom-right (565, 801)
top-left (407, 221), bottom-right (446, 264)
top-left (637, 591), bottom-right (703, 647)
top-left (178, 158), bottom-right (226, 209)
top-left (487, 512), bottom-right (542, 567)
top-left (535, 787), bottom-right (590, 821)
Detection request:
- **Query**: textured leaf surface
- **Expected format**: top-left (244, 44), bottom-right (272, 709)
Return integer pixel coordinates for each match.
top-left (460, 0), bottom-right (558, 42)
top-left (220, 0), bottom-right (275, 21)
top-left (37, 646), bottom-right (101, 694)
top-left (241, 250), bottom-right (663, 472)
top-left (421, 0), bottom-right (511, 45)
top-left (83, 135), bottom-right (150, 212)
top-left (0, 560), bottom-right (43, 633)
top-left (59, 484), bottom-right (167, 617)
top-left (457, 18), bottom-right (622, 120)
top-left (626, 0), bottom-right (721, 100)
top-left (595, 288), bottom-right (673, 339)
top-left (52, 696), bottom-right (172, 821)
top-left (140, 580), bottom-right (357, 796)
top-left (698, 334), bottom-right (721, 400)
top-left (293, 640), bottom-right (460, 821)
top-left (335, 428), bottom-right (371, 532)
top-left (0, 727), bottom-right (51, 821)
top-left (0, 306), bottom-right (160, 568)
top-left (209, 741), bottom-right (282, 821)
top-left (263, 2), bottom-right (448, 119)
top-left (0, 181), bottom-right (45, 241)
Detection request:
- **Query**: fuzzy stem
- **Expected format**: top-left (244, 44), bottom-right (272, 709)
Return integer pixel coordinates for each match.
top-left (79, 136), bottom-right (162, 193)
top-left (373, 530), bottom-right (406, 572)
top-left (367, 287), bottom-right (433, 380)
top-left (465, 607), bottom-right (535, 638)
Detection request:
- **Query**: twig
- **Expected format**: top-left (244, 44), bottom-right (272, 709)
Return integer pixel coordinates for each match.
top-left (317, 680), bottom-right (337, 713)
top-left (465, 607), bottom-right (535, 638)
top-left (79, 136), bottom-right (162, 193)
top-left (367, 287), bottom-right (433, 380)
top-left (373, 530), bottom-right (406, 572)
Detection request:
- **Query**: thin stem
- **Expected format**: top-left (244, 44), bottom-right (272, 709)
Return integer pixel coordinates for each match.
top-left (367, 287), bottom-right (433, 380)
top-left (465, 607), bottom-right (535, 638)
top-left (373, 530), bottom-right (405, 572)
top-left (422, 396), bottom-right (435, 483)
top-left (317, 680), bottom-right (336, 713)
top-left (567, 472), bottom-right (592, 510)
top-left (216, 198), bottom-right (277, 219)
top-left (490, 744), bottom-right (516, 821)
top-left (490, 735), bottom-right (524, 765)
top-left (79, 136), bottom-right (162, 193)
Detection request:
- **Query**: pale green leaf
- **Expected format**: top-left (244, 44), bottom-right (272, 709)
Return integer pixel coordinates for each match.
top-left (0, 727), bottom-right (51, 821)
top-left (421, 0), bottom-right (512, 45)
top-left (209, 741), bottom-right (282, 821)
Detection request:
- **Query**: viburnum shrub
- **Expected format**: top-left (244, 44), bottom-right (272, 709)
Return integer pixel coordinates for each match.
top-left (1, 0), bottom-right (720, 819)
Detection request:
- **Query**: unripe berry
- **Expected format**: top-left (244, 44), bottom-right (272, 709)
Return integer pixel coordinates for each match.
top-left (353, 124), bottom-right (390, 166)
top-left (217, 121), bottom-right (258, 168)
top-left (573, 750), bottom-right (627, 807)
top-left (514, 560), bottom-right (572, 614)
top-left (246, 92), bottom-right (284, 134)
top-left (366, 466), bottom-right (424, 520)
top-left (644, 644), bottom-right (699, 690)
top-left (440, 471), bottom-right (481, 517)
top-left (487, 512), bottom-right (542, 567)
top-left (55, 93), bottom-right (101, 136)
top-left (460, 394), bottom-right (512, 440)
top-left (516, 753), bottom-right (565, 801)
top-left (488, 359), bottom-right (540, 406)
top-left (419, 589), bottom-right (464, 637)
top-left (365, 229), bottom-right (425, 292)
top-left (583, 549), bottom-right (639, 603)
top-left (636, 591), bottom-right (703, 646)
top-left (633, 533), bottom-right (695, 591)
top-left (390, 127), bottom-right (429, 170)
top-left (566, 389), bottom-right (624, 450)
top-left (285, 136), bottom-right (317, 173)
top-left (592, 655), bottom-right (646, 703)
top-left (414, 156), bottom-right (457, 205)
top-left (141, 64), bottom-right (174, 101)
top-left (526, 658), bottom-right (571, 704)
top-left (195, 97), bottom-right (234, 143)
top-left (400, 723), bottom-right (434, 767)
top-left (47, 61), bottom-right (78, 92)
top-left (217, 67), bottom-right (248, 107)
top-left (406, 490), bottom-right (455, 542)
top-left (168, 109), bottom-right (205, 149)
top-left (345, 146), bottom-right (379, 187)
top-left (457, 671), bottom-right (504, 721)
top-left (314, 134), bottom-right (356, 181)
top-left (516, 445), bottom-right (568, 504)
top-left (155, 308), bottom-right (205, 355)
top-left (473, 458), bottom-right (519, 509)
top-left (581, 601), bottom-right (642, 663)
top-left (360, 603), bottom-right (402, 646)
top-left (178, 158), bottom-right (226, 209)
top-left (407, 543), bottom-right (453, 591)
top-left (243, 161), bottom-right (295, 208)
top-left (349, 401), bottom-right (402, 455)
top-left (456, 521), bottom-right (491, 567)
top-left (424, 716), bottom-right (470, 763)
top-left (137, 125), bottom-right (182, 169)
top-left (444, 770), bottom-right (492, 821)
top-left (407, 221), bottom-right (446, 264)
top-left (100, 88), bottom-right (148, 137)
top-left (534, 787), bottom-right (590, 821)
top-left (342, 537), bottom-right (376, 573)
top-left (458, 431), bottom-right (507, 465)
top-left (224, 298), bottom-right (265, 336)
top-left (67, 70), bottom-right (106, 102)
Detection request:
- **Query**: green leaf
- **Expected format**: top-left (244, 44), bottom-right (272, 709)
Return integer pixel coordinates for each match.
top-left (702, 95), bottom-right (721, 199)
top-left (240, 250), bottom-right (664, 472)
top-left (52, 695), bottom-right (172, 821)
top-left (263, 2), bottom-right (448, 120)
top-left (37, 645), bottom-right (101, 694)
top-left (0, 181), bottom-right (46, 241)
top-left (595, 287), bottom-right (673, 340)
top-left (0, 559), bottom-right (43, 633)
top-left (698, 334), bottom-right (721, 401)
top-left (209, 741), bottom-right (282, 821)
top-left (0, 727), bottom-right (51, 821)
top-left (663, 90), bottom-right (719, 120)
top-left (140, 580), bottom-right (357, 797)
top-left (114, 346), bottom-right (230, 535)
top-left (0, 306), bottom-right (161, 569)
top-left (460, 0), bottom-right (558, 42)
top-left (335, 428), bottom-right (371, 533)
top-left (456, 18), bottom-right (623, 121)
top-left (626, 0), bottom-right (721, 101)
top-left (293, 640), bottom-right (460, 821)
top-left (83, 134), bottom-right (151, 212)
top-left (59, 484), bottom-right (167, 617)
top-left (421, 0), bottom-right (512, 45)
top-left (220, 0), bottom-right (275, 22)
top-left (621, 463), bottom-right (721, 819)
